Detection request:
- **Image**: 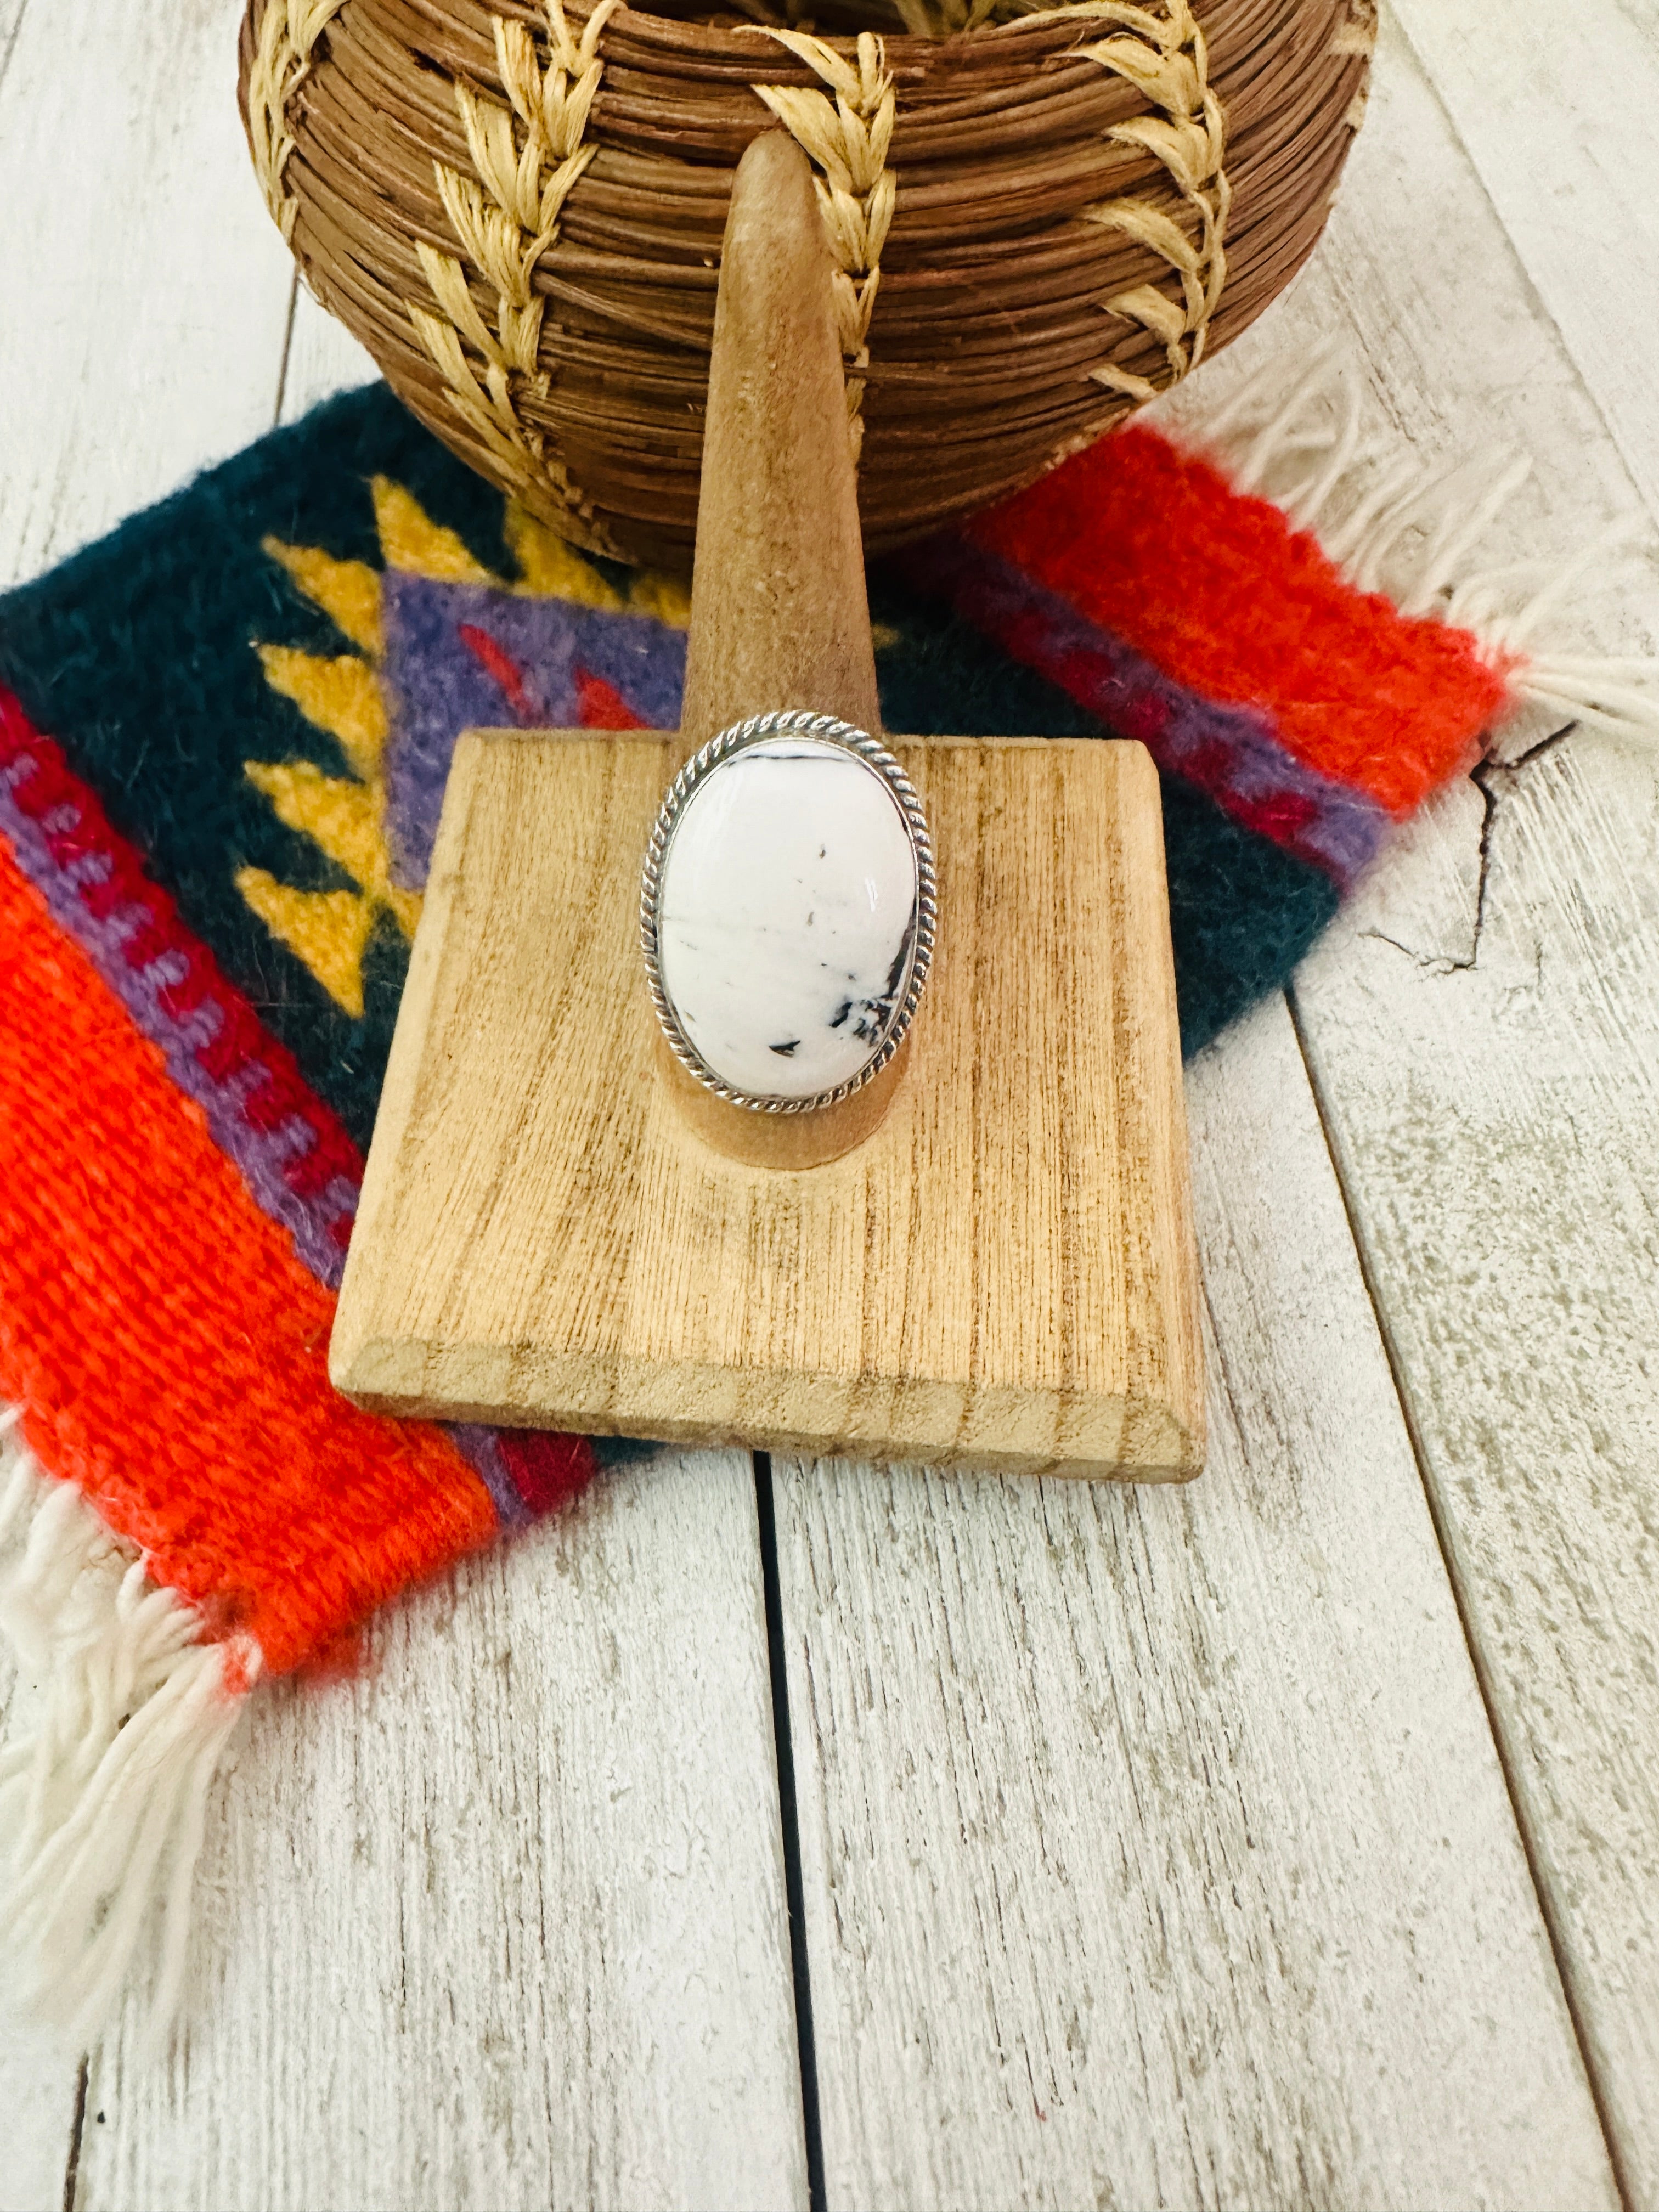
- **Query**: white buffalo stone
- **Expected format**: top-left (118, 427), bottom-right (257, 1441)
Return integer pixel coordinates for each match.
top-left (655, 736), bottom-right (920, 1101)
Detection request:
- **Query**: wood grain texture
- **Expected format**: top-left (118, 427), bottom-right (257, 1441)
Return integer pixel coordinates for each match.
top-left (775, 996), bottom-right (1619, 2211)
top-left (1391, 0), bottom-right (1659, 531)
top-left (331, 732), bottom-right (1204, 1478)
top-left (0, 0), bottom-right (293, 590)
top-left (72, 1455), bottom-right (809, 2212)
top-left (658, 1028), bottom-right (917, 1172)
top-left (0, 1647), bottom-right (82, 2212)
top-left (1161, 10), bottom-right (1659, 2200)
top-left (0, 0), bottom-right (30, 94)
top-left (678, 132), bottom-right (880, 750)
top-left (0, 2030), bottom-right (77, 2212)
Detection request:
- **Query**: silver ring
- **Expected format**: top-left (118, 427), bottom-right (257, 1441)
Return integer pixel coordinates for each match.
top-left (641, 710), bottom-right (936, 1114)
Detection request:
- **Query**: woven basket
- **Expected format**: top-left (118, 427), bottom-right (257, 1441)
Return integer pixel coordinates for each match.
top-left (240, 0), bottom-right (1373, 567)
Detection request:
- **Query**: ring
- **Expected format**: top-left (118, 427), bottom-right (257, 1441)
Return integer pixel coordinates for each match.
top-left (640, 710), bottom-right (936, 1114)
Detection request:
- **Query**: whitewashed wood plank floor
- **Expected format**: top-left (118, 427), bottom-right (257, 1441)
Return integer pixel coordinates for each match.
top-left (1263, 14), bottom-right (1659, 2204)
top-left (2, 3), bottom-right (1657, 2208)
top-left (774, 998), bottom-right (1612, 2210)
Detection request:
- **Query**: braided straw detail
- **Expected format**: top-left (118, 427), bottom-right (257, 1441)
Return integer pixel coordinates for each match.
top-left (246, 0), bottom-right (349, 243)
top-left (405, 0), bottom-right (619, 549)
top-left (753, 32), bottom-right (897, 466)
top-left (1058, 0), bottom-right (1232, 402)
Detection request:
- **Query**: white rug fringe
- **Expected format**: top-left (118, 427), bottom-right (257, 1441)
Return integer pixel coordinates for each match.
top-left (0, 1409), bottom-right (258, 2046)
top-left (1173, 342), bottom-right (1659, 747)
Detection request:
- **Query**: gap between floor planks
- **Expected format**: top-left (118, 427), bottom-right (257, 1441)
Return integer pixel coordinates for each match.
top-left (758, 10), bottom-right (1659, 2199)
top-left (1267, 8), bottom-right (1659, 2200)
top-left (770, 991), bottom-right (1618, 2211)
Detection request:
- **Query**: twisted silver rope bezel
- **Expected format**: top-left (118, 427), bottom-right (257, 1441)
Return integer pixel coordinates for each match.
top-left (641, 710), bottom-right (936, 1115)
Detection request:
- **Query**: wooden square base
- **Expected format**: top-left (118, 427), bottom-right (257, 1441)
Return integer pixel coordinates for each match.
top-left (330, 732), bottom-right (1204, 1480)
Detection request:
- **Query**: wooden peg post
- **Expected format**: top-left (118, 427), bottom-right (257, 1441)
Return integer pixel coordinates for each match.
top-left (678, 133), bottom-right (881, 751)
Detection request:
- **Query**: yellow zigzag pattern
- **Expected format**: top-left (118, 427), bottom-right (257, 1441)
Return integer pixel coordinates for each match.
top-left (240, 478), bottom-right (691, 1016)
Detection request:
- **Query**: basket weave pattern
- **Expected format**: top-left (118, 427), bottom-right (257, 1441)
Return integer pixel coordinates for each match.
top-left (240, 0), bottom-right (1374, 566)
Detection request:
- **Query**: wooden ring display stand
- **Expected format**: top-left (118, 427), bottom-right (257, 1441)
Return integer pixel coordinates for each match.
top-left (330, 133), bottom-right (1205, 1482)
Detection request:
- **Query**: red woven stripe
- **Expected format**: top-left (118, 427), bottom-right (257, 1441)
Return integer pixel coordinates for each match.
top-left (0, 835), bottom-right (499, 1675)
top-left (0, 691), bottom-right (364, 1237)
top-left (575, 664), bottom-right (646, 730)
top-left (970, 425), bottom-right (1515, 817)
top-left (497, 1429), bottom-right (594, 1516)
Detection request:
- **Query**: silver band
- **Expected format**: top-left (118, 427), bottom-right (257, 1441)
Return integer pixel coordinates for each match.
top-left (640, 710), bottom-right (936, 1114)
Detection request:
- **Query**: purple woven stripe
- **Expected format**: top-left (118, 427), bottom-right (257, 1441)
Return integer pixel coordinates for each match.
top-left (1, 722), bottom-right (574, 1532)
top-left (448, 1424), bottom-right (533, 1531)
top-left (907, 534), bottom-right (1389, 890)
top-left (1, 759), bottom-right (555, 1527)
top-left (0, 758), bottom-right (354, 1287)
top-left (380, 575), bottom-right (686, 888)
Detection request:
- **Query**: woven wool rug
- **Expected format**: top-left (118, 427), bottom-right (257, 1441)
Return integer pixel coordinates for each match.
top-left (0, 364), bottom-right (1640, 2038)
